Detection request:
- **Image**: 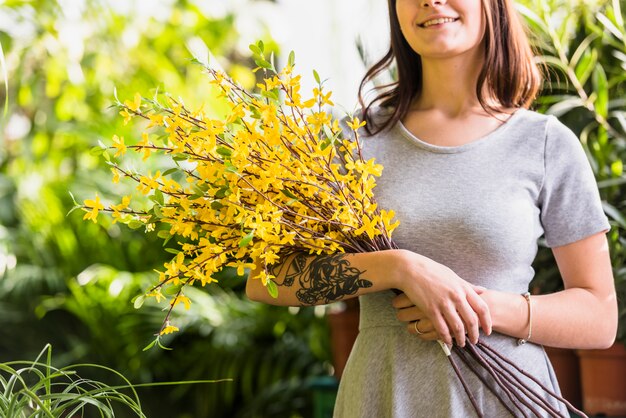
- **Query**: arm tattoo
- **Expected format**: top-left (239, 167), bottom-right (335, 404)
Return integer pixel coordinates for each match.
top-left (270, 253), bottom-right (372, 305)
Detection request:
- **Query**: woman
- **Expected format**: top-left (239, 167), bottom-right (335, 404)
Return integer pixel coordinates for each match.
top-left (247, 0), bottom-right (618, 416)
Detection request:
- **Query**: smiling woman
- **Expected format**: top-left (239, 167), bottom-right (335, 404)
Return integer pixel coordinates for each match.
top-left (247, 0), bottom-right (618, 416)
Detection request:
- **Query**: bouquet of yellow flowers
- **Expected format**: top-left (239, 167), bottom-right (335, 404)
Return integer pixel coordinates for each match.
top-left (83, 41), bottom-right (399, 337)
top-left (83, 42), bottom-right (586, 418)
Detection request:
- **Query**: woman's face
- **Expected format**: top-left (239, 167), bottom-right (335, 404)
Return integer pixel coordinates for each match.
top-left (395, 0), bottom-right (486, 60)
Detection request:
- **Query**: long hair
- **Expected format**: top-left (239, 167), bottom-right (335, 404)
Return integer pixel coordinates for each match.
top-left (358, 0), bottom-right (542, 136)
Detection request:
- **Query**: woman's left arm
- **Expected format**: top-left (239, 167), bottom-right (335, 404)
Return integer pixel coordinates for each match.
top-left (482, 231), bottom-right (617, 349)
top-left (394, 231), bottom-right (617, 349)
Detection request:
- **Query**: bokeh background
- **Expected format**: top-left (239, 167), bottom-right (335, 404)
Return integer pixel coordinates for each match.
top-left (1, 0), bottom-right (625, 417)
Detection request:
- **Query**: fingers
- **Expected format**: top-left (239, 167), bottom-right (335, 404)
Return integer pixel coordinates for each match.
top-left (456, 299), bottom-right (480, 345)
top-left (472, 284), bottom-right (487, 294)
top-left (441, 304), bottom-right (468, 347)
top-left (466, 290), bottom-right (492, 336)
top-left (395, 305), bottom-right (427, 322)
top-left (407, 319), bottom-right (439, 341)
top-left (391, 292), bottom-right (413, 309)
top-left (431, 311), bottom-right (454, 346)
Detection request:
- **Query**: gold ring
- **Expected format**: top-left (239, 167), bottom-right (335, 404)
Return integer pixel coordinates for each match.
top-left (414, 320), bottom-right (425, 335)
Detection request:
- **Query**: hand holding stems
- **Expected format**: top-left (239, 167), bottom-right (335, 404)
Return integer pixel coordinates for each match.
top-left (391, 249), bottom-right (492, 347)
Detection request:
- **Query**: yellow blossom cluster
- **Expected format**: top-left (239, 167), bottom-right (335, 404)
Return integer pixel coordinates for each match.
top-left (82, 42), bottom-right (399, 337)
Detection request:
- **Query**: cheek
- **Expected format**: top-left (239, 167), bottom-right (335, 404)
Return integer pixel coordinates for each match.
top-left (395, 2), bottom-right (414, 36)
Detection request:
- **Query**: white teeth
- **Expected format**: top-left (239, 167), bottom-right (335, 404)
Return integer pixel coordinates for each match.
top-left (421, 17), bottom-right (457, 28)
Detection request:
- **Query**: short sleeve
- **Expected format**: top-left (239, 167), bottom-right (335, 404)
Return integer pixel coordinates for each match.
top-left (538, 116), bottom-right (610, 248)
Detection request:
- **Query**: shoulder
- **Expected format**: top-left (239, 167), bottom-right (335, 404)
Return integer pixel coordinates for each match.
top-left (518, 109), bottom-right (577, 141)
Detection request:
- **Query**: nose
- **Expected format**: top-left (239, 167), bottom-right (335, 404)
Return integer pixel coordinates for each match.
top-left (421, 0), bottom-right (446, 7)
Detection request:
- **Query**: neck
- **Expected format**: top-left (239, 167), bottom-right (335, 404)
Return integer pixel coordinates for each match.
top-left (413, 47), bottom-right (489, 117)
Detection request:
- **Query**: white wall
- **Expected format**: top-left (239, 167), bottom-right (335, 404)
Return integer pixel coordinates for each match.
top-left (271, 0), bottom-right (390, 111)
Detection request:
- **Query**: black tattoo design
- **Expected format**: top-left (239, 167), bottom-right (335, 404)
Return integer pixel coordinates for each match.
top-left (270, 253), bottom-right (372, 305)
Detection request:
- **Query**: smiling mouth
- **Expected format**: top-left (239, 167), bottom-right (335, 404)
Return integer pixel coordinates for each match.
top-left (418, 17), bottom-right (460, 28)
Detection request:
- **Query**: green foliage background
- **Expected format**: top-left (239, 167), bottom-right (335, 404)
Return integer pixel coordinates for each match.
top-left (1, 0), bottom-right (626, 417)
top-left (0, 1), bottom-right (331, 417)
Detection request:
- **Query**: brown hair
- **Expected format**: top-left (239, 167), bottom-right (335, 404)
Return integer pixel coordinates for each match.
top-left (358, 0), bottom-right (542, 136)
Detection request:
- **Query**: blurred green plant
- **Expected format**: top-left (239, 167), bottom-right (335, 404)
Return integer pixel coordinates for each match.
top-left (0, 1), bottom-right (331, 417)
top-left (519, 0), bottom-right (626, 345)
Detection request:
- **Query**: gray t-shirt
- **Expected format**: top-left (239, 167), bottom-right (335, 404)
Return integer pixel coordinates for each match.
top-left (333, 107), bottom-right (610, 417)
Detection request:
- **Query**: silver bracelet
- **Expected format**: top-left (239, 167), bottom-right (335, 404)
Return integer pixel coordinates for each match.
top-left (517, 292), bottom-right (532, 346)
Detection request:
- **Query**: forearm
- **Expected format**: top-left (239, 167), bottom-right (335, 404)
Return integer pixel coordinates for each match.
top-left (246, 249), bottom-right (406, 306)
top-left (485, 287), bottom-right (617, 349)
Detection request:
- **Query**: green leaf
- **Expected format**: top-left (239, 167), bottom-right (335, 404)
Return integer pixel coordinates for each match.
top-left (261, 89), bottom-right (279, 101)
top-left (514, 3), bottom-right (549, 35)
top-left (133, 295), bottom-right (145, 309)
top-left (89, 146), bottom-right (104, 156)
top-left (238, 230), bottom-right (254, 248)
top-left (164, 248), bottom-right (180, 255)
top-left (215, 186), bottom-right (231, 198)
top-left (611, 159), bottom-right (623, 176)
top-left (211, 200), bottom-right (224, 210)
top-left (157, 230), bottom-right (170, 239)
top-left (154, 189), bottom-right (164, 206)
top-left (288, 50), bottom-right (295, 67)
top-left (536, 55), bottom-right (568, 73)
top-left (216, 146), bottom-right (232, 157)
top-left (266, 279), bottom-right (278, 298)
top-left (313, 69), bottom-right (321, 84)
top-left (574, 48), bottom-right (597, 87)
top-left (142, 339), bottom-right (157, 351)
top-left (257, 40), bottom-right (265, 53)
top-left (224, 163), bottom-right (238, 174)
top-left (281, 189), bottom-right (299, 200)
top-left (254, 59), bottom-right (272, 70)
top-left (592, 65), bottom-right (609, 119)
top-left (172, 154), bottom-right (188, 162)
top-left (162, 167), bottom-right (178, 177)
top-left (546, 96), bottom-right (585, 117)
top-left (596, 12), bottom-right (624, 41)
top-left (128, 220), bottom-right (144, 230)
top-left (249, 43), bottom-right (262, 55)
top-left (603, 201), bottom-right (626, 229)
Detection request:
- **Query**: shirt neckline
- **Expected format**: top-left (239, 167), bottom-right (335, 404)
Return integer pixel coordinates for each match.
top-left (395, 108), bottom-right (526, 154)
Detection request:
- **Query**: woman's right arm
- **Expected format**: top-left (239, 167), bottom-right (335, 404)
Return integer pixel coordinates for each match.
top-left (246, 249), bottom-right (492, 346)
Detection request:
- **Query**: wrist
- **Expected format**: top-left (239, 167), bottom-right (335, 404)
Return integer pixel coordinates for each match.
top-left (482, 289), bottom-right (528, 337)
top-left (389, 249), bottom-right (427, 291)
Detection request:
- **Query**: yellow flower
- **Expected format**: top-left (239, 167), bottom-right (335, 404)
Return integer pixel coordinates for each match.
top-left (147, 289), bottom-right (165, 303)
top-left (346, 116), bottom-right (366, 131)
top-left (171, 294), bottom-right (191, 310)
top-left (112, 135), bottom-right (127, 157)
top-left (256, 270), bottom-right (275, 286)
top-left (160, 323), bottom-right (179, 335)
top-left (119, 109), bottom-right (132, 125)
top-left (147, 114), bottom-right (164, 128)
top-left (137, 132), bottom-right (152, 161)
top-left (83, 194), bottom-right (104, 223)
top-left (124, 93), bottom-right (142, 111)
top-left (313, 87), bottom-right (334, 106)
top-left (111, 168), bottom-right (121, 184)
top-left (111, 196), bottom-right (131, 223)
top-left (137, 171), bottom-right (161, 195)
top-left (227, 260), bottom-right (257, 276)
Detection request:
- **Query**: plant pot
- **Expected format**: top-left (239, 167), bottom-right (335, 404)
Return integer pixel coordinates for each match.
top-left (544, 346), bottom-right (582, 410)
top-left (327, 298), bottom-right (360, 380)
top-left (577, 343), bottom-right (626, 416)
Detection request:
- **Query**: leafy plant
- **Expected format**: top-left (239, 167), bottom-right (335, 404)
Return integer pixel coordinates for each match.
top-left (520, 0), bottom-right (626, 345)
top-left (0, 344), bottom-right (146, 418)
